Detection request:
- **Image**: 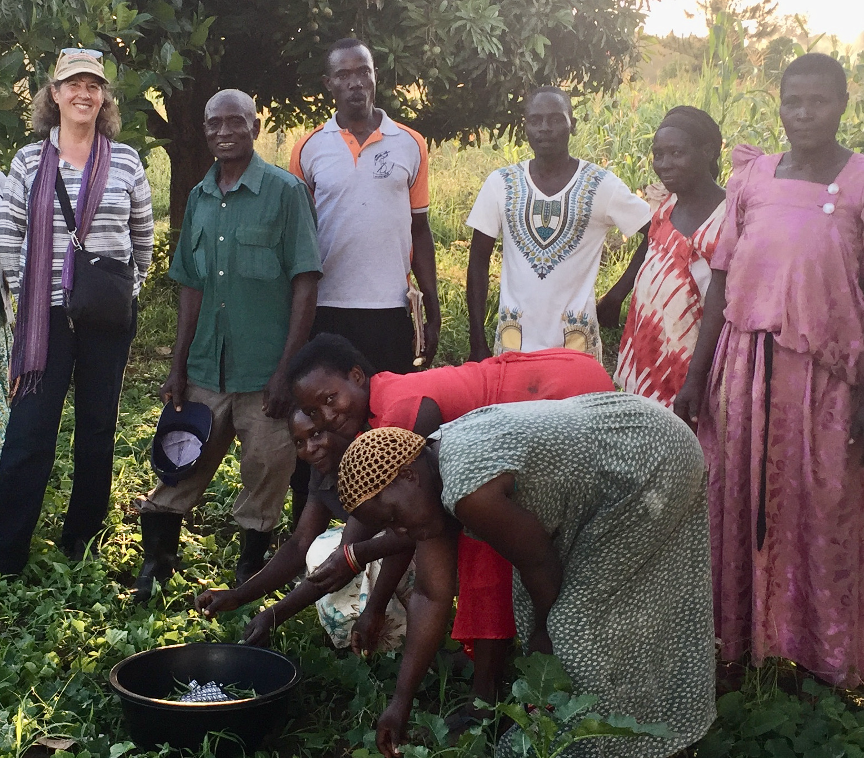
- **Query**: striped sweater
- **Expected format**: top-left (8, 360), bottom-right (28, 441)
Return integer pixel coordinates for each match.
top-left (0, 127), bottom-right (153, 305)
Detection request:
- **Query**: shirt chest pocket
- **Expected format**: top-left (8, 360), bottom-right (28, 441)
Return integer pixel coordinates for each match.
top-left (234, 227), bottom-right (282, 280)
top-left (191, 227), bottom-right (207, 278)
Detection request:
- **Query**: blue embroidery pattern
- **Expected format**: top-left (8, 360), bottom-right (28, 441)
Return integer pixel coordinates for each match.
top-left (499, 162), bottom-right (606, 279)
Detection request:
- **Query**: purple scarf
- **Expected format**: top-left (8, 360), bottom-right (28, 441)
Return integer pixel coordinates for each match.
top-left (10, 131), bottom-right (111, 397)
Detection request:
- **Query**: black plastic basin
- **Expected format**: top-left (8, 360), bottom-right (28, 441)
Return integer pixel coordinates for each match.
top-left (109, 643), bottom-right (301, 755)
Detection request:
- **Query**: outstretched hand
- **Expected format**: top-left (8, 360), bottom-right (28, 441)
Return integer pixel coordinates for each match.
top-left (376, 702), bottom-right (410, 758)
top-left (243, 609), bottom-right (276, 647)
top-left (195, 588), bottom-right (241, 618)
top-left (307, 550), bottom-right (358, 594)
top-left (351, 608), bottom-right (386, 657)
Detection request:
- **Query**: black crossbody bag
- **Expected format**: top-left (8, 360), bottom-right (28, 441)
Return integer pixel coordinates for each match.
top-left (55, 170), bottom-right (135, 331)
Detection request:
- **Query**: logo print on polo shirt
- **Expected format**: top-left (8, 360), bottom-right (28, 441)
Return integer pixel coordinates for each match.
top-left (373, 150), bottom-right (395, 178)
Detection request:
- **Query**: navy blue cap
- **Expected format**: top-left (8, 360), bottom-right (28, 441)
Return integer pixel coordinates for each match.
top-left (151, 401), bottom-right (213, 487)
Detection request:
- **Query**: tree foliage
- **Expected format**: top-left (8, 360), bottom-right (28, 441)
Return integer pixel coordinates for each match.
top-left (257, 0), bottom-right (647, 145)
top-left (0, 0), bottom-right (209, 164)
top-left (0, 0), bottom-right (647, 226)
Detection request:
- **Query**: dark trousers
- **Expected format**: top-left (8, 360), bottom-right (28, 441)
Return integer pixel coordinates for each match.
top-left (0, 303), bottom-right (137, 575)
top-left (312, 306), bottom-right (416, 375)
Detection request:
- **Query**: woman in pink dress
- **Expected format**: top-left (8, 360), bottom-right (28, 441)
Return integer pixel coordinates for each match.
top-left (605, 106), bottom-right (726, 407)
top-left (676, 53), bottom-right (864, 686)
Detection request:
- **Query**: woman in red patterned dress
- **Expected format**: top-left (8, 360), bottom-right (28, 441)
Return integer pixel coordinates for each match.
top-left (600, 106), bottom-right (726, 408)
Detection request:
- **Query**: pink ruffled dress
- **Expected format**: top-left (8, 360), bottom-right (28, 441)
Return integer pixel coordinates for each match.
top-left (700, 144), bottom-right (864, 686)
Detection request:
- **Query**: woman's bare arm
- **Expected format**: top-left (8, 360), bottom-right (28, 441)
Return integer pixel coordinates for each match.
top-left (195, 494), bottom-right (333, 616)
top-left (454, 473), bottom-right (562, 645)
top-left (673, 270), bottom-right (727, 427)
top-left (376, 522), bottom-right (460, 757)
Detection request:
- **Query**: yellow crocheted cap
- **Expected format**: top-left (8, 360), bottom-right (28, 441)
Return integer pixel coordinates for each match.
top-left (338, 427), bottom-right (426, 513)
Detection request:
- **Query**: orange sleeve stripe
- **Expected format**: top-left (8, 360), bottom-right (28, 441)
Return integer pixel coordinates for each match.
top-left (398, 123), bottom-right (430, 211)
top-left (289, 126), bottom-right (325, 187)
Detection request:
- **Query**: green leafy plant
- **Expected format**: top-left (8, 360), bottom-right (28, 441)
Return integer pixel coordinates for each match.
top-left (699, 667), bottom-right (864, 758)
top-left (491, 654), bottom-right (672, 758)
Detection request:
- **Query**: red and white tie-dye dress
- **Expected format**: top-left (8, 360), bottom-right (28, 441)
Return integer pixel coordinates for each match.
top-left (614, 194), bottom-right (726, 408)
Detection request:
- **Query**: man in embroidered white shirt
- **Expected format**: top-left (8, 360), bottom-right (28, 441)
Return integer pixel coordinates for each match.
top-left (466, 86), bottom-right (651, 363)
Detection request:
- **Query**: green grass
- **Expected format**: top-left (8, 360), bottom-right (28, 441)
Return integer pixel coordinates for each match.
top-left (2, 69), bottom-right (864, 758)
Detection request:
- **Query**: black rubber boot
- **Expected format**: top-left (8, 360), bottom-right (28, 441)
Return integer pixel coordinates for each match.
top-left (133, 512), bottom-right (183, 602)
top-left (235, 529), bottom-right (272, 587)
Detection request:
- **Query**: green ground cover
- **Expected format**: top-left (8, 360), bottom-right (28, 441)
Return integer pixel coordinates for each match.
top-left (3, 70), bottom-right (864, 757)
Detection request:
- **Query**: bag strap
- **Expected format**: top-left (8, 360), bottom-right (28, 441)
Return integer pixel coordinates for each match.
top-left (54, 169), bottom-right (133, 267)
top-left (54, 170), bottom-right (84, 252)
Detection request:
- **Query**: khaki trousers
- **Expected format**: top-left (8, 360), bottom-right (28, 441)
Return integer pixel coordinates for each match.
top-left (138, 382), bottom-right (295, 531)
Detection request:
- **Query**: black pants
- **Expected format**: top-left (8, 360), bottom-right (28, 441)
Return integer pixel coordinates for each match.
top-left (0, 303), bottom-right (137, 575)
top-left (312, 306), bottom-right (416, 375)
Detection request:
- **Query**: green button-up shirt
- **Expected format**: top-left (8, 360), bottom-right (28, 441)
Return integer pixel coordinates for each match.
top-left (169, 152), bottom-right (321, 394)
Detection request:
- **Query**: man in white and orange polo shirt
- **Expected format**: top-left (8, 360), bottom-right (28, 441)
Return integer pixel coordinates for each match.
top-left (290, 38), bottom-right (440, 375)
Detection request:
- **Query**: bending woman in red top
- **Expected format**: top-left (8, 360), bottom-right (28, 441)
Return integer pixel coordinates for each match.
top-left (288, 333), bottom-right (613, 711)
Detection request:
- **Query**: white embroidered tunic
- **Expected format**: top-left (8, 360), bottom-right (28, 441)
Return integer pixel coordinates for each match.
top-left (467, 159), bottom-right (651, 359)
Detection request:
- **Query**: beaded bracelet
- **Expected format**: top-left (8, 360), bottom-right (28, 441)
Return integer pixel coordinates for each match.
top-left (343, 543), bottom-right (361, 575)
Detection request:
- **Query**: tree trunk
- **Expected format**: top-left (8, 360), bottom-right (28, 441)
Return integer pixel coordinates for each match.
top-left (149, 59), bottom-right (221, 238)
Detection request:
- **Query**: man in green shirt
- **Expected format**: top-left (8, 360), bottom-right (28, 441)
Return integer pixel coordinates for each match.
top-left (133, 89), bottom-right (321, 601)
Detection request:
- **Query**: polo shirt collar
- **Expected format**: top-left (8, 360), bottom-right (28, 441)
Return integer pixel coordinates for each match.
top-left (324, 108), bottom-right (399, 135)
top-left (202, 151), bottom-right (266, 197)
top-left (377, 110), bottom-right (400, 135)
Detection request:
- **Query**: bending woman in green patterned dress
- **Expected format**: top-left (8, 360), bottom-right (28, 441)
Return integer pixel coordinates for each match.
top-left (338, 393), bottom-right (715, 758)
